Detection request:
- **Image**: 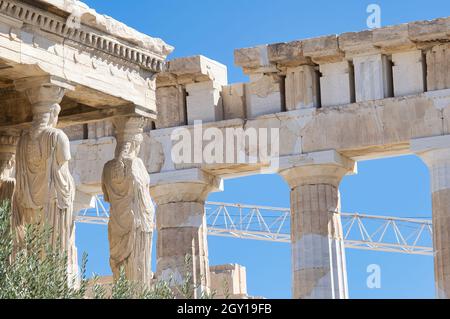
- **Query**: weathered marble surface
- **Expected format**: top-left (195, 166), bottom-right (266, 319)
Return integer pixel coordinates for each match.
top-left (412, 136), bottom-right (450, 299)
top-left (102, 117), bottom-right (154, 284)
top-left (12, 78), bottom-right (78, 284)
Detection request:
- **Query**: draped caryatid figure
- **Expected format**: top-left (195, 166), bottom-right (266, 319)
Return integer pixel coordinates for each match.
top-left (0, 134), bottom-right (18, 203)
top-left (102, 117), bottom-right (154, 285)
top-left (12, 81), bottom-right (78, 282)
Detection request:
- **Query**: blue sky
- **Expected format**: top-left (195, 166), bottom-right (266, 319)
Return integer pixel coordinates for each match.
top-left (76, 0), bottom-right (449, 298)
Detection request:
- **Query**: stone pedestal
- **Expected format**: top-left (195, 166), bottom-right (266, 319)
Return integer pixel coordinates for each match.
top-left (150, 169), bottom-right (222, 298)
top-left (412, 135), bottom-right (450, 299)
top-left (280, 151), bottom-right (356, 299)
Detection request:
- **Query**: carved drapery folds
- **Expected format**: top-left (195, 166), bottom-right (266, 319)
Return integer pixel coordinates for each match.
top-left (102, 116), bottom-right (155, 285)
top-left (12, 76), bottom-right (79, 283)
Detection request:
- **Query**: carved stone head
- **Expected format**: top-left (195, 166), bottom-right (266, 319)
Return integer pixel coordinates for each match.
top-left (113, 116), bottom-right (146, 159)
top-left (31, 103), bottom-right (61, 132)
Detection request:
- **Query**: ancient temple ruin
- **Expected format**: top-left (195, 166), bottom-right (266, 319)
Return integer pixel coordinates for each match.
top-left (1, 0), bottom-right (450, 299)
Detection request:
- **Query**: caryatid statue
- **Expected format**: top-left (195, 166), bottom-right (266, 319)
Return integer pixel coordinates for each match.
top-left (0, 133), bottom-right (19, 203)
top-left (12, 80), bottom-right (78, 282)
top-left (102, 116), bottom-right (154, 285)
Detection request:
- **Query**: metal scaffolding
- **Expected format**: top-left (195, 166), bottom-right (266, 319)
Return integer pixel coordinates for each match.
top-left (76, 196), bottom-right (434, 256)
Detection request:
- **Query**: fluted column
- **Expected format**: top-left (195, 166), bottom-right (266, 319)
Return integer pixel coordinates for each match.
top-left (150, 169), bottom-right (222, 298)
top-left (280, 151), bottom-right (356, 299)
top-left (412, 135), bottom-right (450, 299)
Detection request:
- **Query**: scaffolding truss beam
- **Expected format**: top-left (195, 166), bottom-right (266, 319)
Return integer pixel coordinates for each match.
top-left (76, 197), bottom-right (434, 256)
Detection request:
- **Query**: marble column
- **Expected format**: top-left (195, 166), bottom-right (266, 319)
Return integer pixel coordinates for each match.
top-left (13, 76), bottom-right (78, 283)
top-left (102, 116), bottom-right (155, 285)
top-left (279, 151), bottom-right (356, 299)
top-left (0, 132), bottom-right (19, 203)
top-left (150, 169), bottom-right (222, 298)
top-left (412, 135), bottom-right (450, 299)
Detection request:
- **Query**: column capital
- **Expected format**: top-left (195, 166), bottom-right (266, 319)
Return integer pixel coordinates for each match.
top-left (112, 116), bottom-right (147, 149)
top-left (0, 132), bottom-right (20, 156)
top-left (14, 75), bottom-right (75, 109)
top-left (411, 135), bottom-right (450, 167)
top-left (149, 168), bottom-right (223, 205)
top-left (279, 150), bottom-right (356, 189)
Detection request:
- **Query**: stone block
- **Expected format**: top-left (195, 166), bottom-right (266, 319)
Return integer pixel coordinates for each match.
top-left (373, 24), bottom-right (413, 51)
top-left (339, 30), bottom-right (374, 55)
top-left (353, 54), bottom-right (393, 102)
top-left (222, 83), bottom-right (246, 120)
top-left (70, 137), bottom-right (115, 194)
top-left (319, 61), bottom-right (355, 107)
top-left (245, 74), bottom-right (284, 118)
top-left (186, 81), bottom-right (224, 124)
top-left (87, 120), bottom-right (114, 139)
top-left (392, 50), bottom-right (425, 97)
top-left (63, 124), bottom-right (85, 141)
top-left (234, 45), bottom-right (269, 69)
top-left (210, 264), bottom-right (248, 298)
top-left (427, 44), bottom-right (450, 91)
top-left (267, 41), bottom-right (307, 66)
top-left (156, 86), bottom-right (186, 128)
top-left (285, 65), bottom-right (320, 110)
top-left (162, 56), bottom-right (228, 125)
top-left (408, 18), bottom-right (449, 42)
top-left (303, 35), bottom-right (343, 63)
top-left (168, 55), bottom-right (228, 85)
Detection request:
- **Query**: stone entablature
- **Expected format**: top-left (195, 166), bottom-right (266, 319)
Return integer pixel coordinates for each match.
top-left (235, 17), bottom-right (449, 70)
top-left (0, 0), bottom-right (173, 130)
top-left (65, 17), bottom-right (450, 192)
top-left (70, 88), bottom-right (450, 196)
top-left (154, 17), bottom-right (449, 133)
top-left (1, 0), bottom-right (172, 72)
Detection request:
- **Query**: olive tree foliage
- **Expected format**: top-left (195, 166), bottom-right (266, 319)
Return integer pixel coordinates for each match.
top-left (0, 201), bottom-right (214, 299)
top-left (0, 201), bottom-right (88, 298)
top-left (90, 254), bottom-right (215, 299)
